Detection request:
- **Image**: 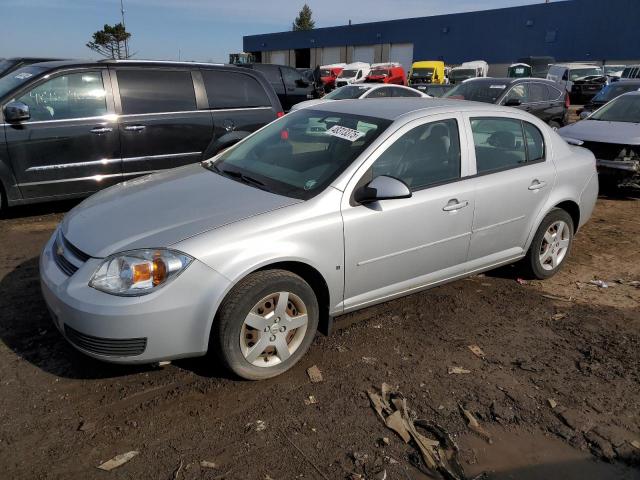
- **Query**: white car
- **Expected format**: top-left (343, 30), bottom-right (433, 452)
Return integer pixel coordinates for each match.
top-left (291, 84), bottom-right (429, 112)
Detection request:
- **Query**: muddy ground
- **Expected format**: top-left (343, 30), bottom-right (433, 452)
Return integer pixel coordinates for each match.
top-left (0, 193), bottom-right (639, 480)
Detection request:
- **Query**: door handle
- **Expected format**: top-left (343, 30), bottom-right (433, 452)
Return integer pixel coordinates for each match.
top-left (443, 199), bottom-right (469, 212)
top-left (528, 180), bottom-right (547, 191)
top-left (90, 127), bottom-right (113, 134)
top-left (124, 125), bottom-right (146, 132)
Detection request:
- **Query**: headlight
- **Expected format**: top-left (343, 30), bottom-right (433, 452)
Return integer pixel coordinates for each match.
top-left (89, 249), bottom-right (193, 296)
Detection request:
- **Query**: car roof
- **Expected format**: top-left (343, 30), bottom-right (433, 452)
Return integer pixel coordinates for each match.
top-left (306, 97), bottom-right (513, 120)
top-left (18, 59), bottom-right (229, 70)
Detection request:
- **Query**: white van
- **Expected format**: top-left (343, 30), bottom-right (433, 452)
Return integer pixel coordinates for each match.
top-left (546, 63), bottom-right (603, 92)
top-left (335, 62), bottom-right (371, 87)
top-left (448, 60), bottom-right (489, 84)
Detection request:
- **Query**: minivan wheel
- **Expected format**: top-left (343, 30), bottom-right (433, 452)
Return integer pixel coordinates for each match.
top-left (525, 209), bottom-right (574, 280)
top-left (212, 269), bottom-right (319, 380)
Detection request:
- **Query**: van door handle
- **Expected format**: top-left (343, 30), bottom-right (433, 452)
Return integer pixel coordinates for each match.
top-left (443, 199), bottom-right (469, 212)
top-left (528, 180), bottom-right (547, 191)
top-left (90, 127), bottom-right (113, 134)
top-left (124, 125), bottom-right (146, 132)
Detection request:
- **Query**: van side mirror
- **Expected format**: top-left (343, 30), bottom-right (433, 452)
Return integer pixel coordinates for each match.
top-left (4, 101), bottom-right (30, 122)
top-left (354, 175), bottom-right (412, 204)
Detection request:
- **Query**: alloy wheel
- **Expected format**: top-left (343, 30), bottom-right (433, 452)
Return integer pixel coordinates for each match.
top-left (539, 220), bottom-right (571, 271)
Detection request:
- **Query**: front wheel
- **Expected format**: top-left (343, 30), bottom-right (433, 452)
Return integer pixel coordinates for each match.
top-left (212, 269), bottom-right (319, 380)
top-left (525, 209), bottom-right (574, 279)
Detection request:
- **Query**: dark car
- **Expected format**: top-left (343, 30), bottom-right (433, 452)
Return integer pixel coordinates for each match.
top-left (297, 67), bottom-right (324, 98)
top-left (0, 57), bottom-right (62, 78)
top-left (239, 63), bottom-right (316, 111)
top-left (516, 56), bottom-right (555, 79)
top-left (444, 77), bottom-right (568, 127)
top-left (580, 80), bottom-right (640, 117)
top-left (0, 60), bottom-right (283, 209)
top-left (570, 75), bottom-right (608, 103)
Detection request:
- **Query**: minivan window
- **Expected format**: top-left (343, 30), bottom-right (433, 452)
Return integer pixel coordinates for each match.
top-left (203, 70), bottom-right (271, 109)
top-left (471, 118), bottom-right (527, 173)
top-left (117, 69), bottom-right (196, 115)
top-left (15, 71), bottom-right (107, 121)
top-left (371, 118), bottom-right (461, 190)
top-left (0, 66), bottom-right (46, 99)
top-left (207, 109), bottom-right (391, 200)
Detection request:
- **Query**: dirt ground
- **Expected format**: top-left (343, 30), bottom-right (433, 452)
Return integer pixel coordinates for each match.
top-left (0, 192), bottom-right (639, 480)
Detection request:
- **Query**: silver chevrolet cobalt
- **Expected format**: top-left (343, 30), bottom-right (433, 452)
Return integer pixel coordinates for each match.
top-left (41, 99), bottom-right (598, 380)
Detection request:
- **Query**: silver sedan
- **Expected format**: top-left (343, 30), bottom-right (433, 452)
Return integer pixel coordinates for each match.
top-left (40, 99), bottom-right (598, 380)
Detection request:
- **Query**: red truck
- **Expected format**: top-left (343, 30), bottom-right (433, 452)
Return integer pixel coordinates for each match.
top-left (365, 63), bottom-right (407, 85)
top-left (319, 63), bottom-right (346, 92)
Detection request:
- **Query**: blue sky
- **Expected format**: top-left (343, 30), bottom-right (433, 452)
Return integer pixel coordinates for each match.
top-left (1, 0), bottom-right (547, 62)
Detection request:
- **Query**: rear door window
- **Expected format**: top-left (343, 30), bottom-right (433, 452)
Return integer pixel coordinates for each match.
top-left (117, 69), bottom-right (196, 114)
top-left (203, 70), bottom-right (271, 109)
top-left (528, 83), bottom-right (548, 103)
top-left (504, 83), bottom-right (529, 103)
top-left (366, 88), bottom-right (392, 98)
top-left (391, 87), bottom-right (422, 97)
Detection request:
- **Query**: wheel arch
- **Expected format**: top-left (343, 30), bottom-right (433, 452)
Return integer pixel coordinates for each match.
top-left (525, 198), bottom-right (581, 253)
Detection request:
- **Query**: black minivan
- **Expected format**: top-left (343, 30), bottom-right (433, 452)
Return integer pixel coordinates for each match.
top-left (0, 60), bottom-right (283, 209)
top-left (239, 63), bottom-right (316, 111)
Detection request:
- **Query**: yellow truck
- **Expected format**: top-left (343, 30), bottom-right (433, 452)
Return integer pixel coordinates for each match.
top-left (408, 61), bottom-right (446, 90)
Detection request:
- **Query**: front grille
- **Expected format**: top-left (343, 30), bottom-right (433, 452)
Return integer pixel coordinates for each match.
top-left (581, 141), bottom-right (635, 161)
top-left (52, 233), bottom-right (90, 276)
top-left (64, 325), bottom-right (147, 357)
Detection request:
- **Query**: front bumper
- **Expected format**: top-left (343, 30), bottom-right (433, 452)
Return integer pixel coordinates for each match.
top-left (40, 233), bottom-right (231, 364)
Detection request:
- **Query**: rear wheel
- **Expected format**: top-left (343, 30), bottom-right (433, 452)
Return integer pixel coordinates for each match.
top-left (525, 209), bottom-right (574, 279)
top-left (212, 269), bottom-right (319, 380)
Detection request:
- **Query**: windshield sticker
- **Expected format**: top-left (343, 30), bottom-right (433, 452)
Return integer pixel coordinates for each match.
top-left (304, 179), bottom-right (317, 190)
top-left (490, 85), bottom-right (506, 89)
top-left (14, 72), bottom-right (33, 80)
top-left (325, 125), bottom-right (365, 142)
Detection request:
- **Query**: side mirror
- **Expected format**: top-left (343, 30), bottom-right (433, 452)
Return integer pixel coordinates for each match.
top-left (354, 175), bottom-right (412, 204)
top-left (579, 111), bottom-right (590, 120)
top-left (4, 101), bottom-right (30, 122)
top-left (295, 79), bottom-right (309, 88)
top-left (504, 98), bottom-right (522, 107)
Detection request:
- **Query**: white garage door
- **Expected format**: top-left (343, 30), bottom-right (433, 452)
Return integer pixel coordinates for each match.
top-left (321, 47), bottom-right (341, 65)
top-left (389, 43), bottom-right (414, 73)
top-left (269, 50), bottom-right (287, 65)
top-left (353, 45), bottom-right (375, 64)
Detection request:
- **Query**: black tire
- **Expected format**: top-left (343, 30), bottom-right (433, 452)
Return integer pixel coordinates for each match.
top-left (525, 208), bottom-right (574, 280)
top-left (548, 120), bottom-right (562, 130)
top-left (212, 269), bottom-right (319, 380)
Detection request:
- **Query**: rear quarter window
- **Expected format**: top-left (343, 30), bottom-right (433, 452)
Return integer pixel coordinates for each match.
top-left (203, 70), bottom-right (271, 109)
top-left (117, 69), bottom-right (196, 114)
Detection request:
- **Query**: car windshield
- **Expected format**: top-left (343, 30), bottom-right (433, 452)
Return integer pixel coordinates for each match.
top-left (0, 65), bottom-right (45, 99)
top-left (444, 81), bottom-right (506, 103)
top-left (324, 85), bottom-right (370, 100)
top-left (603, 66), bottom-right (624, 75)
top-left (370, 69), bottom-right (390, 76)
top-left (338, 69), bottom-right (358, 78)
top-left (411, 68), bottom-right (434, 78)
top-left (449, 69), bottom-right (475, 81)
top-left (589, 94), bottom-right (640, 123)
top-left (205, 109), bottom-right (391, 199)
top-left (593, 83), bottom-right (640, 102)
top-left (569, 68), bottom-right (602, 81)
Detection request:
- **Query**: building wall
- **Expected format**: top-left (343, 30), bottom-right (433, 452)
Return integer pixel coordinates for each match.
top-left (245, 0), bottom-right (640, 68)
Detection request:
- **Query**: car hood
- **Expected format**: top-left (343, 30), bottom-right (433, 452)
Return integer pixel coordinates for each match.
top-left (61, 164), bottom-right (302, 258)
top-left (558, 120), bottom-right (640, 145)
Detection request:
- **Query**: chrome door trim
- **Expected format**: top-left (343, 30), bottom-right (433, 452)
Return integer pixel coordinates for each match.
top-left (17, 173), bottom-right (123, 187)
top-left (122, 151), bottom-right (201, 162)
top-left (26, 158), bottom-right (120, 172)
top-left (119, 106), bottom-right (272, 119)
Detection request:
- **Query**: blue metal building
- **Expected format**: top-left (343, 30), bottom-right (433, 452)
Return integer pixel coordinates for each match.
top-left (243, 0), bottom-right (639, 74)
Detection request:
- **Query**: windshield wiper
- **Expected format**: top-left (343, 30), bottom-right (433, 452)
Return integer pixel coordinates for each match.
top-left (213, 166), bottom-right (267, 189)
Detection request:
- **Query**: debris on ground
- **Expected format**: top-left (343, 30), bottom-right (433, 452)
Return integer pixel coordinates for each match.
top-left (516, 278), bottom-right (528, 285)
top-left (459, 405), bottom-right (493, 444)
top-left (362, 356), bottom-right (378, 364)
top-left (367, 383), bottom-right (467, 480)
top-left (468, 345), bottom-right (485, 360)
top-left (172, 459), bottom-right (184, 480)
top-left (551, 312), bottom-right (568, 321)
top-left (77, 420), bottom-right (95, 432)
top-left (255, 420), bottom-right (267, 432)
top-left (304, 395), bottom-right (318, 405)
top-left (200, 460), bottom-right (216, 469)
top-left (589, 279), bottom-right (609, 288)
top-left (548, 398), bottom-right (558, 409)
top-left (96, 451), bottom-right (139, 471)
top-left (448, 366), bottom-right (471, 375)
top-left (631, 440), bottom-right (640, 450)
top-left (307, 365), bottom-right (323, 383)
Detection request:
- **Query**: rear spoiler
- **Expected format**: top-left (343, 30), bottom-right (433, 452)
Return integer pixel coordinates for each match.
top-left (562, 136), bottom-right (584, 146)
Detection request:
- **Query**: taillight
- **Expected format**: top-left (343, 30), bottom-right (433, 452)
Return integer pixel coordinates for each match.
top-left (276, 111), bottom-right (285, 118)
top-left (565, 92), bottom-right (571, 109)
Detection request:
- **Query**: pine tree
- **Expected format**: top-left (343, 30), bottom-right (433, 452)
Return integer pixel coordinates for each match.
top-left (86, 23), bottom-right (132, 59)
top-left (292, 4), bottom-right (315, 31)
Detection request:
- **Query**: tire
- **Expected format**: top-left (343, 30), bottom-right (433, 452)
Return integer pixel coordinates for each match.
top-left (525, 208), bottom-right (574, 280)
top-left (548, 120), bottom-right (562, 130)
top-left (212, 269), bottom-right (319, 380)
